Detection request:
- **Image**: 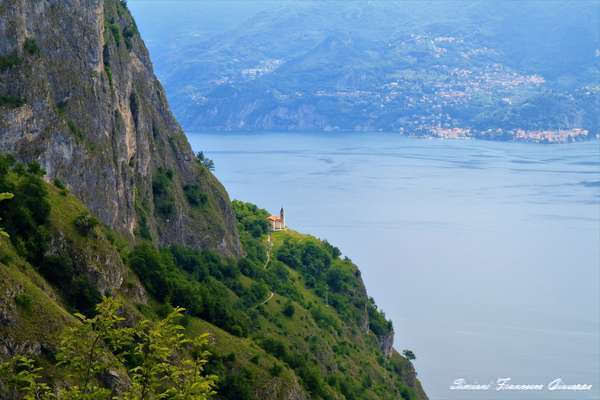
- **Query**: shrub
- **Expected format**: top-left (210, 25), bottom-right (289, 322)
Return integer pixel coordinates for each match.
top-left (0, 95), bottom-right (25, 108)
top-left (23, 38), bottom-right (40, 56)
top-left (260, 337), bottom-right (287, 359)
top-left (249, 355), bottom-right (260, 365)
top-left (73, 213), bottom-right (99, 236)
top-left (270, 364), bottom-right (283, 377)
top-left (367, 298), bottom-right (393, 337)
top-left (183, 184), bottom-right (207, 207)
top-left (402, 349), bottom-right (416, 361)
top-left (68, 276), bottom-right (102, 316)
top-left (14, 293), bottom-right (33, 311)
top-left (0, 157), bottom-right (51, 263)
top-left (52, 178), bottom-right (66, 190)
top-left (0, 51), bottom-right (22, 71)
top-left (323, 240), bottom-right (341, 258)
top-left (218, 368), bottom-right (253, 400)
top-left (109, 23), bottom-right (121, 46)
top-left (152, 167), bottom-right (176, 217)
top-left (298, 365), bottom-right (326, 396)
top-left (282, 302), bottom-right (295, 318)
top-left (67, 119), bottom-right (84, 140)
top-left (195, 151), bottom-right (215, 171)
top-left (123, 25), bottom-right (135, 50)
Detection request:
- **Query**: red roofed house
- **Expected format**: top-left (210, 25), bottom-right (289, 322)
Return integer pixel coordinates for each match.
top-left (267, 207), bottom-right (286, 231)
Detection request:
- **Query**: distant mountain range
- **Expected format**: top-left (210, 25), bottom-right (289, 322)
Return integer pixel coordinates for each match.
top-left (132, 0), bottom-right (600, 142)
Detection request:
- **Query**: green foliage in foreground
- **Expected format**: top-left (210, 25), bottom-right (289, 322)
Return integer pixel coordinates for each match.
top-left (0, 297), bottom-right (217, 400)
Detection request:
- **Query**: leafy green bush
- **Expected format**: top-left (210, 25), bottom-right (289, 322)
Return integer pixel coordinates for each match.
top-left (298, 364), bottom-right (326, 397)
top-left (123, 25), bottom-right (135, 50)
top-left (23, 38), bottom-right (40, 56)
top-left (152, 167), bottom-right (176, 217)
top-left (240, 282), bottom-right (269, 307)
top-left (367, 298), bottom-right (393, 337)
top-left (217, 367), bottom-right (253, 400)
top-left (39, 254), bottom-right (101, 316)
top-left (0, 156), bottom-right (50, 264)
top-left (183, 184), bottom-right (207, 207)
top-left (52, 178), bottom-right (66, 190)
top-left (196, 151), bottom-right (215, 171)
top-left (402, 349), bottom-right (416, 361)
top-left (260, 337), bottom-right (288, 359)
top-left (0, 95), bottom-right (25, 108)
top-left (67, 119), bottom-right (84, 141)
top-left (109, 22), bottom-right (121, 46)
top-left (323, 240), bottom-right (341, 258)
top-left (282, 301), bottom-right (295, 318)
top-left (14, 293), bottom-right (33, 311)
top-left (0, 51), bottom-right (22, 71)
top-left (270, 364), bottom-right (283, 377)
top-left (73, 213), bottom-right (99, 236)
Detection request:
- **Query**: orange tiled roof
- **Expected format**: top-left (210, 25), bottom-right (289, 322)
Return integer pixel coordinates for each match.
top-left (267, 215), bottom-right (282, 222)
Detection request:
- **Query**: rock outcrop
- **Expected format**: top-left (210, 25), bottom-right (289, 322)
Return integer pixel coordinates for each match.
top-left (378, 330), bottom-right (395, 358)
top-left (0, 0), bottom-right (241, 257)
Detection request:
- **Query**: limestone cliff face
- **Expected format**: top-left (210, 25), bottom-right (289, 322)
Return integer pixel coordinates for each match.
top-left (0, 0), bottom-right (241, 257)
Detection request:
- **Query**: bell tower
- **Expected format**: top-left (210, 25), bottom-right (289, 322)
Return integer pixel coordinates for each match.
top-left (280, 207), bottom-right (285, 228)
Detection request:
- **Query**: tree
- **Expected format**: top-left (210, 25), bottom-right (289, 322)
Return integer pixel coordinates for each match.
top-left (73, 213), bottom-right (99, 237)
top-left (282, 302), bottom-right (295, 318)
top-left (0, 356), bottom-right (54, 400)
top-left (196, 152), bottom-right (215, 172)
top-left (402, 349), bottom-right (416, 361)
top-left (0, 192), bottom-right (14, 237)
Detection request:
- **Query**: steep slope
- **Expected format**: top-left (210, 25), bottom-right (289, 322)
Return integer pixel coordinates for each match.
top-left (0, 0), bottom-right (241, 256)
top-left (0, 160), bottom-right (427, 400)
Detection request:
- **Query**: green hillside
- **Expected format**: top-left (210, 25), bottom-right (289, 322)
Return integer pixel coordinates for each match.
top-left (0, 156), bottom-right (426, 400)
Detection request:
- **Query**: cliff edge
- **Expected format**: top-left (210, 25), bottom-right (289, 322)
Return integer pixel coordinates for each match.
top-left (0, 0), bottom-right (241, 257)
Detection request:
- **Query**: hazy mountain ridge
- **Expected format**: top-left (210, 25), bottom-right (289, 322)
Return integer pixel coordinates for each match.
top-left (136, 0), bottom-right (600, 142)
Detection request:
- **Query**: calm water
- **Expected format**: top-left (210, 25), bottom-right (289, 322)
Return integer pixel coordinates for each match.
top-left (188, 133), bottom-right (600, 400)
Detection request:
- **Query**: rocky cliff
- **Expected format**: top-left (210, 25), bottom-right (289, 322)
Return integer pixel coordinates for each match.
top-left (0, 0), bottom-right (241, 257)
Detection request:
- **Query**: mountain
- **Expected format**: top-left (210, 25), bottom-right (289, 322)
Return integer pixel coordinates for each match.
top-left (0, 1), bottom-right (427, 399)
top-left (0, 0), bottom-right (241, 256)
top-left (133, 0), bottom-right (600, 143)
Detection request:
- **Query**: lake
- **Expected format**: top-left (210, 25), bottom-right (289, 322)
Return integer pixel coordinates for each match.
top-left (188, 133), bottom-right (599, 400)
